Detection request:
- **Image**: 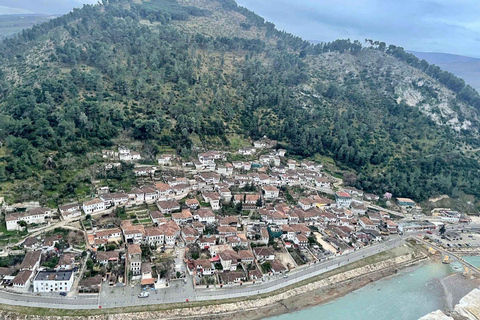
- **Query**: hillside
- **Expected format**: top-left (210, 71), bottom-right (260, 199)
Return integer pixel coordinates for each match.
top-left (409, 51), bottom-right (480, 92)
top-left (1, 0), bottom-right (480, 207)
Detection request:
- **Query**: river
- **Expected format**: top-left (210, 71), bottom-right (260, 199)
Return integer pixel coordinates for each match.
top-left (267, 257), bottom-right (480, 320)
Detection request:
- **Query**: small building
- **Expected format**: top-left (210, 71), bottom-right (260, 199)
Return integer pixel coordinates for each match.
top-left (194, 208), bottom-right (216, 225)
top-left (150, 211), bottom-right (166, 225)
top-left (193, 259), bottom-right (214, 276)
top-left (145, 227), bottom-right (165, 246)
top-left (218, 250), bottom-right (241, 271)
top-left (78, 274), bottom-right (102, 294)
top-left (96, 251), bottom-right (120, 265)
top-left (397, 221), bottom-right (436, 233)
top-left (57, 254), bottom-right (76, 270)
top-left (127, 244), bottom-right (142, 276)
top-left (253, 247), bottom-right (275, 262)
top-left (219, 271), bottom-right (246, 285)
top-left (20, 251), bottom-right (42, 271)
top-left (262, 185), bottom-right (280, 199)
top-left (202, 192), bottom-right (221, 211)
top-left (359, 217), bottom-right (377, 230)
top-left (6, 208), bottom-right (52, 231)
top-left (185, 198), bottom-right (200, 210)
top-left (158, 154), bottom-right (174, 166)
top-left (58, 203), bottom-right (81, 220)
top-left (122, 225), bottom-right (145, 244)
top-left (172, 209), bottom-right (193, 225)
top-left (100, 193), bottom-right (129, 207)
top-left (156, 200), bottom-right (181, 215)
top-left (335, 191), bottom-right (352, 208)
top-left (397, 198), bottom-right (416, 207)
top-left (82, 198), bottom-right (106, 214)
top-left (12, 270), bottom-right (33, 288)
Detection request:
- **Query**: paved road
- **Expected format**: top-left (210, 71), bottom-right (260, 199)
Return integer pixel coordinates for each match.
top-left (415, 237), bottom-right (480, 274)
top-left (0, 236), bottom-right (407, 309)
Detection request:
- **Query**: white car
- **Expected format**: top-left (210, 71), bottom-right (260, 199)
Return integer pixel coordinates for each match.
top-left (138, 291), bottom-right (150, 298)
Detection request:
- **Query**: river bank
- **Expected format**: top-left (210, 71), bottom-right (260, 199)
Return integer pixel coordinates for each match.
top-left (0, 243), bottom-right (426, 320)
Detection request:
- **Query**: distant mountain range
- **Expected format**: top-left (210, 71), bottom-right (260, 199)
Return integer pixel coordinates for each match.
top-left (408, 51), bottom-right (480, 92)
top-left (0, 14), bottom-right (58, 40)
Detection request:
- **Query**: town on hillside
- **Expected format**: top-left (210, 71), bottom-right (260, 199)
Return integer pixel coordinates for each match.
top-left (0, 138), bottom-right (474, 298)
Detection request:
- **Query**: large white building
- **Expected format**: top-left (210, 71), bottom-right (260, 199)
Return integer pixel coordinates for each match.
top-left (33, 270), bottom-right (74, 293)
top-left (82, 198), bottom-right (106, 214)
top-left (6, 208), bottom-right (53, 231)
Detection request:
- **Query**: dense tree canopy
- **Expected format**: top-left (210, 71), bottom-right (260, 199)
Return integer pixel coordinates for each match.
top-left (0, 0), bottom-right (480, 205)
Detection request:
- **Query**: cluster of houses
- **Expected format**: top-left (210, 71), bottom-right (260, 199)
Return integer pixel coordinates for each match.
top-left (1, 136), bottom-right (477, 297)
top-left (6, 244), bottom-right (77, 293)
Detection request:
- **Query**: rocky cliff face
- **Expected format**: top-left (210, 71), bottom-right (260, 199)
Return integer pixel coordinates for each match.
top-left (304, 49), bottom-right (479, 133)
top-left (454, 288), bottom-right (480, 319)
top-left (419, 310), bottom-right (454, 320)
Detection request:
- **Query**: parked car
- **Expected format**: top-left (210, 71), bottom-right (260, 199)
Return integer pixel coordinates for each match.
top-left (59, 292), bottom-right (67, 296)
top-left (138, 291), bottom-right (150, 298)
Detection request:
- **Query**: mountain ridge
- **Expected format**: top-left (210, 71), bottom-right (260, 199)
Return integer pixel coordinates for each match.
top-left (0, 0), bottom-right (480, 208)
top-left (408, 50), bottom-right (480, 92)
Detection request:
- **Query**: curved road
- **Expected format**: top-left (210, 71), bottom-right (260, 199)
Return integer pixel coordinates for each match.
top-left (0, 236), bottom-right (407, 310)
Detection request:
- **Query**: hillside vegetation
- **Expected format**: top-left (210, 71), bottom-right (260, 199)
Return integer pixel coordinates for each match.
top-left (0, 0), bottom-right (480, 208)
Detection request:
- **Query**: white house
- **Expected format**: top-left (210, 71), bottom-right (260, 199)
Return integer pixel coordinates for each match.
top-left (335, 191), bottom-right (352, 208)
top-left (145, 227), bottom-right (165, 246)
top-left (82, 198), bottom-right (106, 214)
top-left (122, 225), bottom-right (145, 244)
top-left (12, 270), bottom-right (33, 288)
top-left (202, 192), bottom-right (221, 211)
top-left (119, 147), bottom-right (141, 161)
top-left (262, 185), bottom-right (279, 199)
top-left (194, 208), bottom-right (216, 224)
top-left (158, 154), bottom-right (174, 166)
top-left (238, 147), bottom-right (256, 156)
top-left (33, 270), bottom-right (74, 293)
top-left (100, 193), bottom-right (129, 207)
top-left (6, 208), bottom-right (52, 231)
top-left (128, 244), bottom-right (142, 276)
top-left (58, 203), bottom-right (81, 220)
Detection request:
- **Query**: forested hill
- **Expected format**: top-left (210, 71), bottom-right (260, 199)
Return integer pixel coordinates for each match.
top-left (1, 0), bottom-right (480, 207)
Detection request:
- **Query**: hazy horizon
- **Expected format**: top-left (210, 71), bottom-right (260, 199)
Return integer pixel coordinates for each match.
top-left (1, 0), bottom-right (479, 58)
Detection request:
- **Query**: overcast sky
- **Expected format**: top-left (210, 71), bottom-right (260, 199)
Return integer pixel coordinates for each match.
top-left (1, 0), bottom-right (479, 57)
top-left (0, 0), bottom-right (98, 15)
top-left (236, 0), bottom-right (480, 57)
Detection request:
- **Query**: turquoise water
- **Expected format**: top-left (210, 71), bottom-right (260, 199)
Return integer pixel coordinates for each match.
top-left (464, 256), bottom-right (480, 267)
top-left (268, 262), bottom-right (465, 320)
